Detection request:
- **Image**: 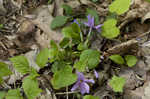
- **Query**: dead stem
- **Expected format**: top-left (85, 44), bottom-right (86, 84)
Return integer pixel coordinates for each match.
top-left (56, 91), bottom-right (79, 95)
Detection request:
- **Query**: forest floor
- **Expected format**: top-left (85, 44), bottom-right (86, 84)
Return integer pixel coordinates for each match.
top-left (1, 0), bottom-right (150, 99)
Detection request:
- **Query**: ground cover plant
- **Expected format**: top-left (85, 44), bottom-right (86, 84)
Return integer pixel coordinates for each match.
top-left (1, 0), bottom-right (150, 99)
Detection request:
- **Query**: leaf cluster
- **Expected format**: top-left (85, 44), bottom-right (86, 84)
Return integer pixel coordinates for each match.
top-left (109, 54), bottom-right (138, 67)
top-left (102, 0), bottom-right (131, 39)
top-left (0, 1), bottom-right (135, 98)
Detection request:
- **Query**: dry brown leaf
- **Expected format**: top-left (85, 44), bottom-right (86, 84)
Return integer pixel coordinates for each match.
top-left (119, 0), bottom-right (150, 29)
top-left (54, 0), bottom-right (64, 16)
top-left (142, 12), bottom-right (150, 23)
top-left (17, 20), bottom-right (35, 35)
top-left (0, 0), bottom-right (6, 15)
top-left (30, 5), bottom-right (63, 49)
top-left (106, 39), bottom-right (138, 55)
top-left (10, 0), bottom-right (22, 9)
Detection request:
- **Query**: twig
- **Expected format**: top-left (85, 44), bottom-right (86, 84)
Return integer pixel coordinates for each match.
top-left (0, 30), bottom-right (12, 33)
top-left (106, 39), bottom-right (138, 55)
top-left (0, 41), bottom-right (7, 50)
top-left (105, 29), bottom-right (150, 55)
top-left (66, 87), bottom-right (69, 99)
top-left (136, 29), bottom-right (150, 39)
top-left (56, 91), bottom-right (79, 95)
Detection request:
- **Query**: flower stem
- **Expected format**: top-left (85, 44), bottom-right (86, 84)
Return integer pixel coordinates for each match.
top-left (85, 27), bottom-right (92, 46)
top-left (80, 32), bottom-right (84, 42)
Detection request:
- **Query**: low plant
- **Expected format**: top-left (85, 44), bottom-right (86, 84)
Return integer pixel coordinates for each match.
top-left (0, 0), bottom-right (139, 98)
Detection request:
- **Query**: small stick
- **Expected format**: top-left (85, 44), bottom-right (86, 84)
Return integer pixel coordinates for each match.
top-left (66, 87), bottom-right (68, 99)
top-left (105, 29), bottom-right (150, 55)
top-left (136, 29), bottom-right (150, 39)
top-left (56, 91), bottom-right (79, 95)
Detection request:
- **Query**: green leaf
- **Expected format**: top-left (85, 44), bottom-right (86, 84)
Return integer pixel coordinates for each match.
top-left (59, 38), bottom-right (70, 48)
top-left (49, 40), bottom-right (61, 62)
top-left (50, 40), bottom-right (59, 50)
top-left (74, 60), bottom-right (87, 72)
top-left (145, 0), bottom-right (150, 2)
top-left (91, 0), bottom-right (98, 3)
top-left (83, 95), bottom-right (99, 99)
top-left (71, 23), bottom-right (81, 35)
top-left (62, 23), bottom-right (80, 39)
top-left (109, 76), bottom-right (126, 92)
top-left (0, 91), bottom-right (6, 99)
top-left (10, 56), bottom-right (30, 74)
top-left (109, 54), bottom-right (125, 64)
top-left (51, 16), bottom-right (68, 29)
top-left (101, 19), bottom-right (120, 39)
top-left (48, 0), bottom-right (52, 4)
top-left (0, 77), bottom-right (3, 84)
top-left (51, 65), bottom-right (77, 89)
top-left (0, 62), bottom-right (12, 77)
top-left (77, 43), bottom-right (88, 51)
top-left (81, 49), bottom-right (100, 69)
top-left (36, 48), bottom-right (50, 68)
top-left (109, 0), bottom-right (131, 15)
top-left (0, 24), bottom-right (3, 29)
top-left (23, 76), bottom-right (42, 99)
top-left (75, 49), bottom-right (100, 72)
top-left (125, 55), bottom-right (137, 67)
top-left (29, 68), bottom-right (40, 79)
top-left (51, 61), bottom-right (66, 73)
top-left (6, 89), bottom-right (23, 99)
top-left (62, 4), bottom-right (73, 15)
top-left (86, 8), bottom-right (99, 25)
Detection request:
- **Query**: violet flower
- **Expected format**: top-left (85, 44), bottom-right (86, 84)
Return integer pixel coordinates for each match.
top-left (71, 72), bottom-right (95, 95)
top-left (84, 15), bottom-right (103, 32)
top-left (94, 70), bottom-right (99, 79)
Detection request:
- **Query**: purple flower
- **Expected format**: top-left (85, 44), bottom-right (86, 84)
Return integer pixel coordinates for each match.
top-left (94, 70), bottom-right (99, 79)
top-left (71, 72), bottom-right (95, 95)
top-left (84, 15), bottom-right (103, 32)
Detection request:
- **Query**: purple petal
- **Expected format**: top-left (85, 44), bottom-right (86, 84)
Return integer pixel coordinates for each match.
top-left (100, 56), bottom-right (104, 59)
top-left (84, 22), bottom-right (90, 27)
top-left (87, 15), bottom-right (91, 21)
top-left (94, 24), bottom-right (103, 30)
top-left (71, 81), bottom-right (80, 91)
top-left (84, 15), bottom-right (95, 28)
top-left (84, 79), bottom-right (95, 84)
top-left (80, 82), bottom-right (90, 94)
top-left (90, 17), bottom-right (94, 27)
top-left (87, 15), bottom-right (94, 27)
top-left (77, 72), bottom-right (85, 81)
top-left (94, 70), bottom-right (99, 79)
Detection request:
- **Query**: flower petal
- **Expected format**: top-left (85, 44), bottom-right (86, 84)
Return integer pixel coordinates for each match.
top-left (94, 24), bottom-right (103, 30)
top-left (77, 72), bottom-right (85, 81)
top-left (87, 15), bottom-right (91, 21)
top-left (84, 15), bottom-right (95, 28)
top-left (80, 82), bottom-right (90, 94)
top-left (84, 79), bottom-right (95, 84)
top-left (71, 81), bottom-right (80, 91)
top-left (84, 22), bottom-right (90, 27)
top-left (90, 17), bottom-right (94, 27)
top-left (94, 70), bottom-right (99, 79)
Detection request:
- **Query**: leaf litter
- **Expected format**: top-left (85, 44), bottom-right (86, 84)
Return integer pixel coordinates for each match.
top-left (0, 0), bottom-right (150, 99)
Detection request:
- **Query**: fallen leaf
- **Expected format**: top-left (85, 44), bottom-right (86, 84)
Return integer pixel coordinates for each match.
top-left (142, 12), bottom-right (150, 23)
top-left (0, 0), bottom-right (6, 15)
top-left (30, 5), bottom-right (63, 49)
